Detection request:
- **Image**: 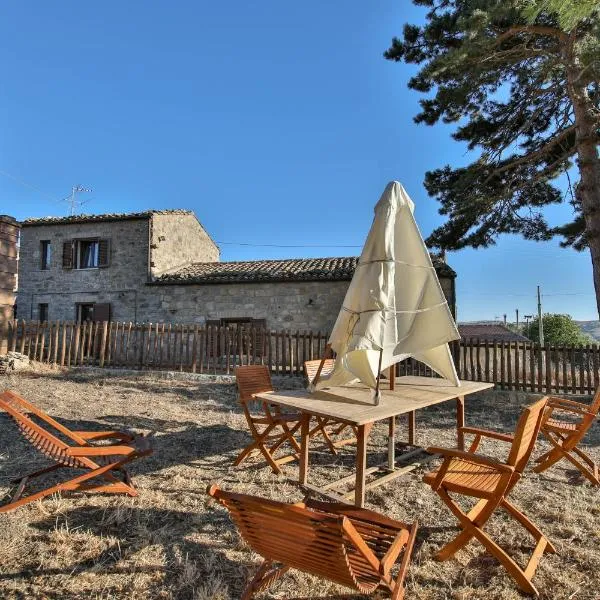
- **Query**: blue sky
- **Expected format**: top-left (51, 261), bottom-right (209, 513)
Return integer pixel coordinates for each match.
top-left (0, 2), bottom-right (596, 321)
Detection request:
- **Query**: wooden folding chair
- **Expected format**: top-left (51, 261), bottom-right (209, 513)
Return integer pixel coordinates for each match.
top-left (534, 388), bottom-right (600, 485)
top-left (0, 390), bottom-right (152, 513)
top-left (304, 359), bottom-right (358, 454)
top-left (207, 484), bottom-right (418, 600)
top-left (423, 397), bottom-right (554, 597)
top-left (234, 366), bottom-right (302, 475)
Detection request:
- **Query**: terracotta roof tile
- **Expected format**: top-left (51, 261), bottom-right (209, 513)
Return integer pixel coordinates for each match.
top-left (458, 324), bottom-right (529, 342)
top-left (154, 255), bottom-right (455, 285)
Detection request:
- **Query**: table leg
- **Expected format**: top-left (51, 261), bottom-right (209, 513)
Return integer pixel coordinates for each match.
top-left (387, 417), bottom-right (396, 471)
top-left (408, 410), bottom-right (416, 446)
top-left (299, 413), bottom-right (310, 484)
top-left (355, 423), bottom-right (373, 507)
top-left (456, 395), bottom-right (465, 450)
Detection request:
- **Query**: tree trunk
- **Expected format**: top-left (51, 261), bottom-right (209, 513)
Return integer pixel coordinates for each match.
top-left (567, 65), bottom-right (600, 317)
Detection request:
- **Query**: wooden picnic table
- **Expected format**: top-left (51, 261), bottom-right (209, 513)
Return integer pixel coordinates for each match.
top-left (255, 375), bottom-right (494, 507)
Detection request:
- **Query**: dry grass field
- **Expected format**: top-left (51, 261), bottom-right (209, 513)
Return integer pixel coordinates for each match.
top-left (0, 368), bottom-right (599, 600)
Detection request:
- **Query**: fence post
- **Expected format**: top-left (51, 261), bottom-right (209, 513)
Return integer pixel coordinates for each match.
top-left (99, 321), bottom-right (109, 368)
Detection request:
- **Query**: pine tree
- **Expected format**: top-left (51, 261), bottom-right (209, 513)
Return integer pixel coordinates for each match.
top-left (385, 1), bottom-right (600, 313)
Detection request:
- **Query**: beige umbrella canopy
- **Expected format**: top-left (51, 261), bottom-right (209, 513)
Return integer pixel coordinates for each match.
top-left (313, 181), bottom-right (460, 394)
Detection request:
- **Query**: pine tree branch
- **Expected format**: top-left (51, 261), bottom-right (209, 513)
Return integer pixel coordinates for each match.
top-left (494, 25), bottom-right (569, 45)
top-left (483, 125), bottom-right (576, 183)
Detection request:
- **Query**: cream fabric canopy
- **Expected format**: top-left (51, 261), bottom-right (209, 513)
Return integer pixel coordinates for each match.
top-left (314, 181), bottom-right (460, 392)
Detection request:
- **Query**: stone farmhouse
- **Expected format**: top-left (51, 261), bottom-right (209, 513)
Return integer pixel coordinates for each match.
top-left (17, 209), bottom-right (457, 332)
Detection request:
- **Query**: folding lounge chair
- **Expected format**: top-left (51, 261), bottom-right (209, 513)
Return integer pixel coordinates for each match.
top-left (534, 388), bottom-right (600, 485)
top-left (0, 390), bottom-right (152, 513)
top-left (423, 397), bottom-right (554, 597)
top-left (207, 484), bottom-right (418, 600)
top-left (304, 359), bottom-right (358, 453)
top-left (234, 366), bottom-right (302, 474)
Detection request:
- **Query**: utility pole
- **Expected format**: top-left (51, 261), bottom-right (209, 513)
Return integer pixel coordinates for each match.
top-left (537, 286), bottom-right (544, 345)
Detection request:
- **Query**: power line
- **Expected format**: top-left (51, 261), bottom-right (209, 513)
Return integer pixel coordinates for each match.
top-left (217, 241), bottom-right (362, 248)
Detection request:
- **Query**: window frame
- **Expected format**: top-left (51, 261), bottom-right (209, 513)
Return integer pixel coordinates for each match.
top-left (75, 238), bottom-right (101, 270)
top-left (38, 303), bottom-right (49, 323)
top-left (76, 303), bottom-right (95, 323)
top-left (40, 240), bottom-right (51, 270)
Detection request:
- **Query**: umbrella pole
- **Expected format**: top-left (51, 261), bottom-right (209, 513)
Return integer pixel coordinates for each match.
top-left (374, 348), bottom-right (384, 405)
top-left (312, 344), bottom-right (333, 388)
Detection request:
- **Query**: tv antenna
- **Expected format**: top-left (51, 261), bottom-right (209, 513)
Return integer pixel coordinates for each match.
top-left (62, 185), bottom-right (93, 215)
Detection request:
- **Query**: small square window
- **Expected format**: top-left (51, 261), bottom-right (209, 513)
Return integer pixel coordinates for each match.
top-left (38, 303), bottom-right (49, 322)
top-left (40, 240), bottom-right (51, 270)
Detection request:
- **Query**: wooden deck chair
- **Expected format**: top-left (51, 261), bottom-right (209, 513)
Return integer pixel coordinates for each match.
top-left (423, 397), bottom-right (554, 597)
top-left (234, 366), bottom-right (302, 475)
top-left (207, 484), bottom-right (418, 600)
top-left (533, 388), bottom-right (600, 485)
top-left (0, 390), bottom-right (152, 513)
top-left (304, 359), bottom-right (358, 454)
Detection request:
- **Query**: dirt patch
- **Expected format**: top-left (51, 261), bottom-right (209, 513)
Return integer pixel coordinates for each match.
top-left (0, 369), bottom-right (598, 599)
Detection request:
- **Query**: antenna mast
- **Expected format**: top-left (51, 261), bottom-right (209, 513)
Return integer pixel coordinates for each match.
top-left (63, 185), bottom-right (93, 215)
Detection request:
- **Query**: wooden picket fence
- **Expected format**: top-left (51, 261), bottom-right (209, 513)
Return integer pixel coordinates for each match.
top-left (3, 320), bottom-right (600, 395)
top-left (2, 320), bottom-right (330, 376)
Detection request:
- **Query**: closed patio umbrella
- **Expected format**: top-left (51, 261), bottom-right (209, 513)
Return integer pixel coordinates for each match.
top-left (313, 181), bottom-right (460, 396)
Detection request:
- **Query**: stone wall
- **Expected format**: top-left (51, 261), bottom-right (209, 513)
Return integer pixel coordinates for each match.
top-left (17, 217), bottom-right (150, 322)
top-left (145, 280), bottom-right (351, 332)
top-left (149, 212), bottom-right (219, 277)
top-left (0, 216), bottom-right (19, 352)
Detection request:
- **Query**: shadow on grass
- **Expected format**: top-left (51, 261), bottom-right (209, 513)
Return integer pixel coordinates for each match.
top-left (0, 504), bottom-right (246, 598)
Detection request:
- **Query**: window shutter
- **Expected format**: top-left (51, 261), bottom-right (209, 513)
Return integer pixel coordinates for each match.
top-left (98, 239), bottom-right (110, 267)
top-left (62, 240), bottom-right (74, 269)
top-left (93, 303), bottom-right (111, 322)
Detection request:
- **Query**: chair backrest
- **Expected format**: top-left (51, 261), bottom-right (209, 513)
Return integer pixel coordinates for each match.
top-left (235, 366), bottom-right (273, 403)
top-left (589, 387), bottom-right (600, 415)
top-left (304, 359), bottom-right (335, 384)
top-left (507, 397), bottom-right (549, 474)
top-left (207, 485), bottom-right (383, 594)
top-left (0, 390), bottom-right (92, 469)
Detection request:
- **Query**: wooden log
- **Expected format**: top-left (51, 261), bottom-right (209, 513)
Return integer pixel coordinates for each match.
top-left (570, 345), bottom-right (576, 394)
top-left (545, 344), bottom-right (551, 394)
top-left (514, 342), bottom-right (520, 391)
top-left (59, 321), bottom-right (67, 367)
top-left (586, 344), bottom-right (592, 394)
top-left (561, 345), bottom-right (567, 394)
top-left (506, 341), bottom-right (512, 391)
top-left (288, 330), bottom-right (293, 376)
top-left (98, 321), bottom-right (109, 367)
top-left (499, 341), bottom-right (505, 390)
top-left (268, 329), bottom-right (273, 374)
top-left (224, 326), bottom-right (231, 374)
top-left (124, 322), bottom-right (132, 365)
top-left (191, 324), bottom-right (199, 373)
top-left (593, 344), bottom-right (599, 393)
top-left (67, 322), bottom-right (75, 368)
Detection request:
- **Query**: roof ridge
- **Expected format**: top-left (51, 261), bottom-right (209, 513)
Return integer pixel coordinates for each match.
top-left (22, 209), bottom-right (193, 225)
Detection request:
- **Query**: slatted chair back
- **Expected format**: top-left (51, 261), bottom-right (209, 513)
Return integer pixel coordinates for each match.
top-left (507, 398), bottom-right (548, 475)
top-left (235, 365), bottom-right (273, 402)
top-left (589, 387), bottom-right (600, 414)
top-left (208, 486), bottom-right (389, 594)
top-left (0, 391), bottom-right (95, 469)
top-left (304, 359), bottom-right (335, 384)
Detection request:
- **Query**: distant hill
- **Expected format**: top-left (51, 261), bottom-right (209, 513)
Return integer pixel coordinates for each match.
top-left (576, 321), bottom-right (600, 342)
